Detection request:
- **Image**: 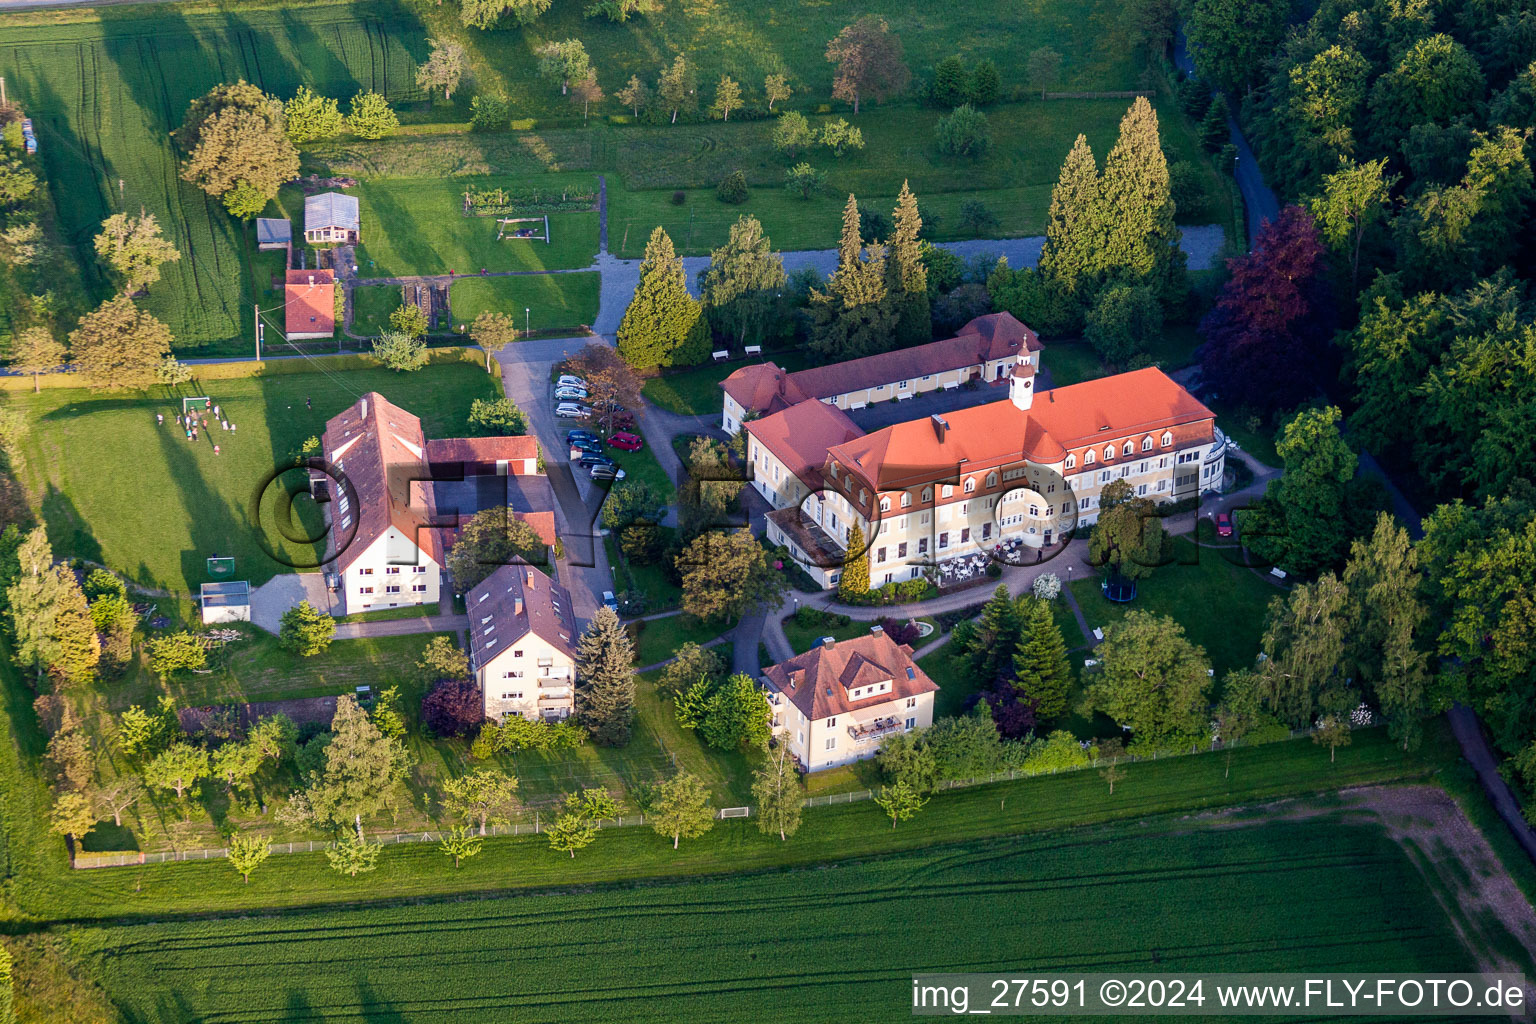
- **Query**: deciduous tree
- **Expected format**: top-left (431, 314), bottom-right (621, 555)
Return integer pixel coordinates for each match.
top-left (772, 111), bottom-right (814, 158)
top-left (658, 55), bottom-right (697, 123)
top-left (417, 38), bottom-right (468, 101)
top-left (279, 601), bottom-right (335, 656)
top-left (679, 528), bottom-right (785, 622)
top-left (460, 0), bottom-right (550, 29)
top-left (1084, 611), bottom-right (1211, 749)
top-left (701, 216), bottom-right (786, 349)
top-left (143, 742), bottom-right (209, 799)
top-left (178, 81), bottom-right (298, 202)
top-left (1256, 572), bottom-right (1350, 727)
top-left (1306, 157), bottom-right (1396, 293)
top-left (470, 310), bottom-right (518, 371)
top-left (93, 776), bottom-right (143, 827)
top-left (439, 824), bottom-right (484, 867)
top-left (764, 73), bottom-right (791, 111)
top-left (50, 791), bottom-right (96, 846)
top-left (93, 213), bottom-right (180, 296)
top-left (442, 768), bottom-right (520, 834)
top-left (617, 75), bottom-right (651, 118)
top-left (10, 326), bottom-right (66, 394)
top-left (326, 832), bottom-right (381, 876)
top-left (284, 86), bottom-right (344, 142)
top-left (752, 742), bottom-right (803, 840)
top-left (1088, 479), bottom-right (1168, 582)
top-left (710, 75), bottom-right (743, 122)
top-left (650, 770), bottom-right (715, 848)
top-left (826, 16), bottom-right (909, 114)
top-left (1187, 0), bottom-right (1289, 94)
top-left (226, 832), bottom-right (270, 882)
top-left (546, 807), bottom-right (598, 857)
top-left (1025, 47), bottom-right (1063, 100)
top-left (69, 297), bottom-right (172, 392)
top-left (570, 72), bottom-right (604, 122)
top-left (874, 779), bottom-right (925, 827)
top-left (347, 91), bottom-right (399, 140)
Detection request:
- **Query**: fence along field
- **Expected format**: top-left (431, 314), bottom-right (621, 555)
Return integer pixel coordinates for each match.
top-left (77, 820), bottom-right (1470, 1023)
top-left (0, 5), bottom-right (426, 353)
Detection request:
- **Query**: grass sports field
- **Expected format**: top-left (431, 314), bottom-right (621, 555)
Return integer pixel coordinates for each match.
top-left (70, 816), bottom-right (1474, 1022)
top-left (6, 361), bottom-right (499, 595)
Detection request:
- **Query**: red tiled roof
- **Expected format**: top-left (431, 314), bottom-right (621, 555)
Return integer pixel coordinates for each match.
top-left (828, 367), bottom-right (1213, 493)
top-left (762, 631), bottom-right (938, 721)
top-left (720, 362), bottom-right (808, 416)
top-left (284, 269), bottom-right (335, 337)
top-left (723, 313), bottom-right (1041, 417)
top-left (322, 392), bottom-right (441, 572)
top-left (745, 399), bottom-right (863, 491)
top-left (426, 436), bottom-right (540, 467)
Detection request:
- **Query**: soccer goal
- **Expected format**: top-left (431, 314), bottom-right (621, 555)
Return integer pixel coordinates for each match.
top-left (206, 556), bottom-right (236, 579)
top-left (183, 396), bottom-right (211, 415)
top-left (494, 215), bottom-right (549, 244)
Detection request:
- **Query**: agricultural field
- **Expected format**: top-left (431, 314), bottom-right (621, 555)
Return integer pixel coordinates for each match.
top-left (70, 814), bottom-right (1477, 1022)
top-left (5, 361), bottom-right (499, 595)
top-left (0, 2), bottom-right (429, 355)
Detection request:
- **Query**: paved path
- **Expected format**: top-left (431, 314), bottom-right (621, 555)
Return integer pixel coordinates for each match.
top-left (1447, 706), bottom-right (1536, 863)
top-left (333, 611), bottom-right (469, 641)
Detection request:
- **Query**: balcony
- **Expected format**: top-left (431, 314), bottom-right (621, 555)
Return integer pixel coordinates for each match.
top-left (538, 693), bottom-right (573, 707)
top-left (848, 716), bottom-right (902, 742)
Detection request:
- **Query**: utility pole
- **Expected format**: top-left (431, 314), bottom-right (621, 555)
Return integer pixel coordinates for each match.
top-left (1, 77), bottom-right (7, 107)
top-left (254, 304), bottom-right (262, 362)
top-left (525, 307), bottom-right (530, 340)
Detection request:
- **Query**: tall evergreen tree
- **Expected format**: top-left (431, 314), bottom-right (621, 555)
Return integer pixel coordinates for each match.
top-left (1013, 597), bottom-right (1072, 719)
top-left (618, 227), bottom-right (708, 368)
top-left (1037, 134), bottom-right (1104, 304)
top-left (700, 216), bottom-right (787, 348)
top-left (837, 523), bottom-right (870, 599)
top-left (808, 195), bottom-right (897, 360)
top-left (969, 585), bottom-right (1022, 683)
top-left (575, 607), bottom-right (636, 746)
top-left (1099, 98), bottom-right (1186, 307)
top-left (888, 181), bottom-right (929, 346)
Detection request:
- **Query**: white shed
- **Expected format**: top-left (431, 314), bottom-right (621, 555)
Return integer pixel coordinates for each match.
top-left (200, 581), bottom-right (251, 624)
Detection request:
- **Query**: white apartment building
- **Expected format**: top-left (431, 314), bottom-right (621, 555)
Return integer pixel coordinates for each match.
top-left (467, 563), bottom-right (579, 722)
top-left (761, 628), bottom-right (938, 772)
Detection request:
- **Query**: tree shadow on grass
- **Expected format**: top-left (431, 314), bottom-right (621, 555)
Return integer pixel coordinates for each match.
top-left (39, 484), bottom-right (104, 568)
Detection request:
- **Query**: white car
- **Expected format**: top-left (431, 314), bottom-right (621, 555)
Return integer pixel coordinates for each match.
top-left (555, 403), bottom-right (593, 418)
top-left (557, 375), bottom-right (587, 389)
top-left (554, 386), bottom-right (589, 401)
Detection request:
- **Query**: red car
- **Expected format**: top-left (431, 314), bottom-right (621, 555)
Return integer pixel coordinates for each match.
top-left (607, 432), bottom-right (644, 451)
top-left (609, 412), bottom-right (636, 431)
top-left (1215, 512), bottom-right (1233, 538)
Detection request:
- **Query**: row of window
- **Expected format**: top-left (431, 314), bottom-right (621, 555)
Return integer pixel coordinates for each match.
top-left (356, 566), bottom-right (429, 575)
top-left (357, 584), bottom-right (429, 594)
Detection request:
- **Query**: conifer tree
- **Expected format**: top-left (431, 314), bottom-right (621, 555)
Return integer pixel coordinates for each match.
top-left (888, 181), bottom-right (929, 346)
top-left (1038, 134), bottom-right (1105, 300)
top-left (1099, 97), bottom-right (1186, 306)
top-left (837, 523), bottom-right (871, 599)
top-left (1013, 597), bottom-right (1072, 719)
top-left (617, 227), bottom-right (708, 368)
top-left (575, 608), bottom-right (636, 746)
top-left (969, 584), bottom-right (1021, 683)
top-left (6, 527), bottom-right (99, 684)
top-left (808, 195), bottom-right (897, 360)
top-left (700, 216), bottom-right (786, 348)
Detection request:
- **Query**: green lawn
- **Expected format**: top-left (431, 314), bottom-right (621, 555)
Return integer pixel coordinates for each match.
top-left (608, 527), bottom-right (684, 613)
top-left (7, 363), bottom-right (500, 594)
top-left (344, 177), bottom-right (599, 277)
top-left (629, 614), bottom-right (729, 668)
top-left (74, 812), bottom-right (1472, 1023)
top-left (635, 663), bottom-right (755, 806)
top-left (1043, 324), bottom-right (1204, 389)
top-left (348, 283), bottom-right (403, 337)
top-left (335, 601), bottom-right (441, 624)
top-left (1068, 534), bottom-right (1281, 682)
top-left (448, 272), bottom-right (601, 332)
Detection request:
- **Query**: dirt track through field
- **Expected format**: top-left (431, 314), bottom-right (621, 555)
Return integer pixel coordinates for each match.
top-left (1203, 786), bottom-right (1536, 995)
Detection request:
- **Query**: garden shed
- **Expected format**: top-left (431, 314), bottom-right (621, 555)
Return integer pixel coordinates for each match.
top-left (200, 580), bottom-right (251, 624)
top-left (304, 192), bottom-right (360, 244)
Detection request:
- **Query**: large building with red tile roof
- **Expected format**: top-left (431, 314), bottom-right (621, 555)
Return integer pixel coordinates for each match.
top-left (751, 341), bottom-right (1227, 590)
top-left (719, 312), bottom-right (1040, 432)
top-left (761, 627), bottom-right (938, 771)
top-left (468, 563), bottom-right (579, 722)
top-left (285, 269), bottom-right (335, 341)
top-left (319, 393), bottom-right (554, 614)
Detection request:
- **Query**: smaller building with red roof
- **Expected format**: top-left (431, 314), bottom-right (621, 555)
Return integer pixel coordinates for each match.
top-left (285, 269), bottom-right (335, 341)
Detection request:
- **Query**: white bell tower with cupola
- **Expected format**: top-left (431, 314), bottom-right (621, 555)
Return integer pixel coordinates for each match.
top-left (1009, 359), bottom-right (1035, 411)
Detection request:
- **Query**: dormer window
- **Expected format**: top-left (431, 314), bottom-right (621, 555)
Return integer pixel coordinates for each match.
top-left (963, 477), bottom-right (975, 493)
top-left (1161, 431), bottom-right (1173, 447)
top-left (879, 497), bottom-right (890, 512)
top-left (1084, 450), bottom-right (1095, 465)
top-left (922, 487), bottom-right (933, 502)
top-left (1104, 445), bottom-right (1115, 461)
top-left (1142, 437), bottom-right (1153, 451)
top-left (1123, 441), bottom-right (1134, 456)
top-left (941, 485), bottom-right (953, 499)
top-left (986, 472), bottom-right (997, 487)
top-left (1065, 454), bottom-right (1076, 470)
top-left (901, 492), bottom-right (912, 508)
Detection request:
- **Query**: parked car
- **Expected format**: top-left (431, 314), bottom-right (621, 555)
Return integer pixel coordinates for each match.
top-left (557, 375), bottom-right (586, 389)
top-left (607, 411), bottom-right (636, 431)
top-left (555, 403), bottom-right (593, 418)
top-left (554, 387), bottom-right (589, 402)
top-left (565, 429), bottom-right (598, 445)
top-left (569, 441), bottom-right (604, 458)
top-left (602, 591), bottom-right (619, 612)
top-left (589, 464), bottom-right (625, 482)
top-left (1215, 512), bottom-right (1233, 538)
top-left (607, 432), bottom-right (644, 451)
top-left (579, 454), bottom-right (618, 470)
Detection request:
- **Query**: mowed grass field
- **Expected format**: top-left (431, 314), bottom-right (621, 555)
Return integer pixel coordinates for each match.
top-left (72, 817), bottom-right (1471, 1023)
top-left (5, 362), bottom-right (499, 595)
top-left (0, 2), bottom-right (429, 354)
top-left (448, 272), bottom-right (601, 331)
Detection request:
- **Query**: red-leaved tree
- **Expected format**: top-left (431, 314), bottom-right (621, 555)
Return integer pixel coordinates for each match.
top-left (1199, 205), bottom-right (1335, 413)
top-left (421, 679), bottom-right (486, 737)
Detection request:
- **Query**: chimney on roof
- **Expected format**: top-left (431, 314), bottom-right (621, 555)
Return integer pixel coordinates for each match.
top-left (931, 414), bottom-right (948, 443)
top-left (869, 624), bottom-right (883, 634)
top-left (308, 274), bottom-right (315, 287)
top-left (820, 635), bottom-right (836, 648)
top-left (514, 596), bottom-right (524, 616)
